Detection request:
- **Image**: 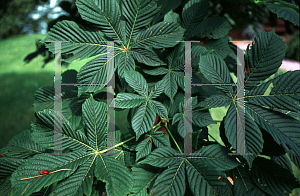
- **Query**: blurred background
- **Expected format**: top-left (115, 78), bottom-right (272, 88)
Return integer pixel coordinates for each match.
top-left (0, 0), bottom-right (299, 195)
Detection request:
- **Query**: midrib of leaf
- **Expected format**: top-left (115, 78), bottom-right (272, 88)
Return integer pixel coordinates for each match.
top-left (65, 132), bottom-right (95, 151)
top-left (236, 167), bottom-right (250, 192)
top-left (185, 159), bottom-right (220, 193)
top-left (98, 8), bottom-right (126, 48)
top-left (167, 160), bottom-right (185, 194)
top-left (244, 103), bottom-right (296, 139)
top-left (127, 0), bottom-right (142, 49)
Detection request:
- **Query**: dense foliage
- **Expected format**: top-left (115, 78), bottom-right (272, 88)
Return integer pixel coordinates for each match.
top-left (1, 0), bottom-right (300, 196)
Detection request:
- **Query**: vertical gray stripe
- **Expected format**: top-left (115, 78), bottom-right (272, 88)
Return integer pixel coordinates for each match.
top-left (106, 41), bottom-right (115, 155)
top-left (236, 42), bottom-right (246, 154)
top-left (54, 41), bottom-right (62, 155)
top-left (184, 41), bottom-right (192, 155)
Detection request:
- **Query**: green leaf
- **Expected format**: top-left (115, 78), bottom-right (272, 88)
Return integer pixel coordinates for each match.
top-left (130, 48), bottom-right (166, 66)
top-left (148, 79), bottom-right (166, 99)
top-left (116, 51), bottom-right (135, 79)
top-left (0, 157), bottom-right (26, 178)
top-left (76, 0), bottom-right (125, 42)
top-left (136, 137), bottom-right (153, 161)
top-left (95, 154), bottom-right (133, 196)
top-left (195, 16), bottom-right (232, 39)
top-left (140, 145), bottom-right (241, 196)
top-left (0, 177), bottom-right (12, 196)
top-left (49, 157), bottom-right (95, 196)
top-left (11, 151), bottom-right (91, 196)
top-left (124, 70), bottom-right (149, 97)
top-left (250, 157), bottom-right (300, 196)
top-left (164, 9), bottom-right (181, 24)
top-left (114, 93), bottom-right (146, 108)
top-left (246, 103), bottom-right (300, 165)
top-left (31, 110), bottom-right (91, 151)
top-left (224, 104), bottom-right (264, 167)
top-left (266, 3), bottom-right (299, 27)
top-left (131, 22), bottom-right (185, 49)
top-left (153, 0), bottom-right (182, 24)
top-left (42, 20), bottom-right (109, 63)
top-left (245, 29), bottom-right (286, 90)
top-left (182, 0), bottom-right (210, 39)
top-left (152, 132), bottom-right (171, 147)
top-left (82, 97), bottom-right (107, 150)
top-left (246, 70), bottom-right (300, 113)
top-left (149, 100), bottom-right (169, 121)
top-left (131, 166), bottom-right (160, 195)
top-left (197, 94), bottom-right (232, 108)
top-left (199, 54), bottom-right (234, 93)
top-left (132, 103), bottom-right (156, 140)
top-left (121, 0), bottom-right (161, 46)
top-left (0, 130), bottom-right (45, 159)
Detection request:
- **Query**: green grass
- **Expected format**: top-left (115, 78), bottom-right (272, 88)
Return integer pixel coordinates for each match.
top-left (0, 33), bottom-right (299, 195)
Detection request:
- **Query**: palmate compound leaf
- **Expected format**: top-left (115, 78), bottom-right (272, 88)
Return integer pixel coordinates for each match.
top-left (139, 144), bottom-right (241, 196)
top-left (244, 29), bottom-right (286, 91)
top-left (44, 0), bottom-right (183, 97)
top-left (14, 96), bottom-right (133, 196)
top-left (143, 42), bottom-right (185, 103)
top-left (114, 70), bottom-right (168, 140)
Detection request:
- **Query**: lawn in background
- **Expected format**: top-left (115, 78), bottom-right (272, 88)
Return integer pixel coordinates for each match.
top-left (0, 33), bottom-right (299, 195)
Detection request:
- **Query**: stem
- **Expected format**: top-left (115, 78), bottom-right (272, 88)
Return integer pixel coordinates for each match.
top-left (99, 136), bottom-right (135, 154)
top-left (164, 124), bottom-right (182, 153)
